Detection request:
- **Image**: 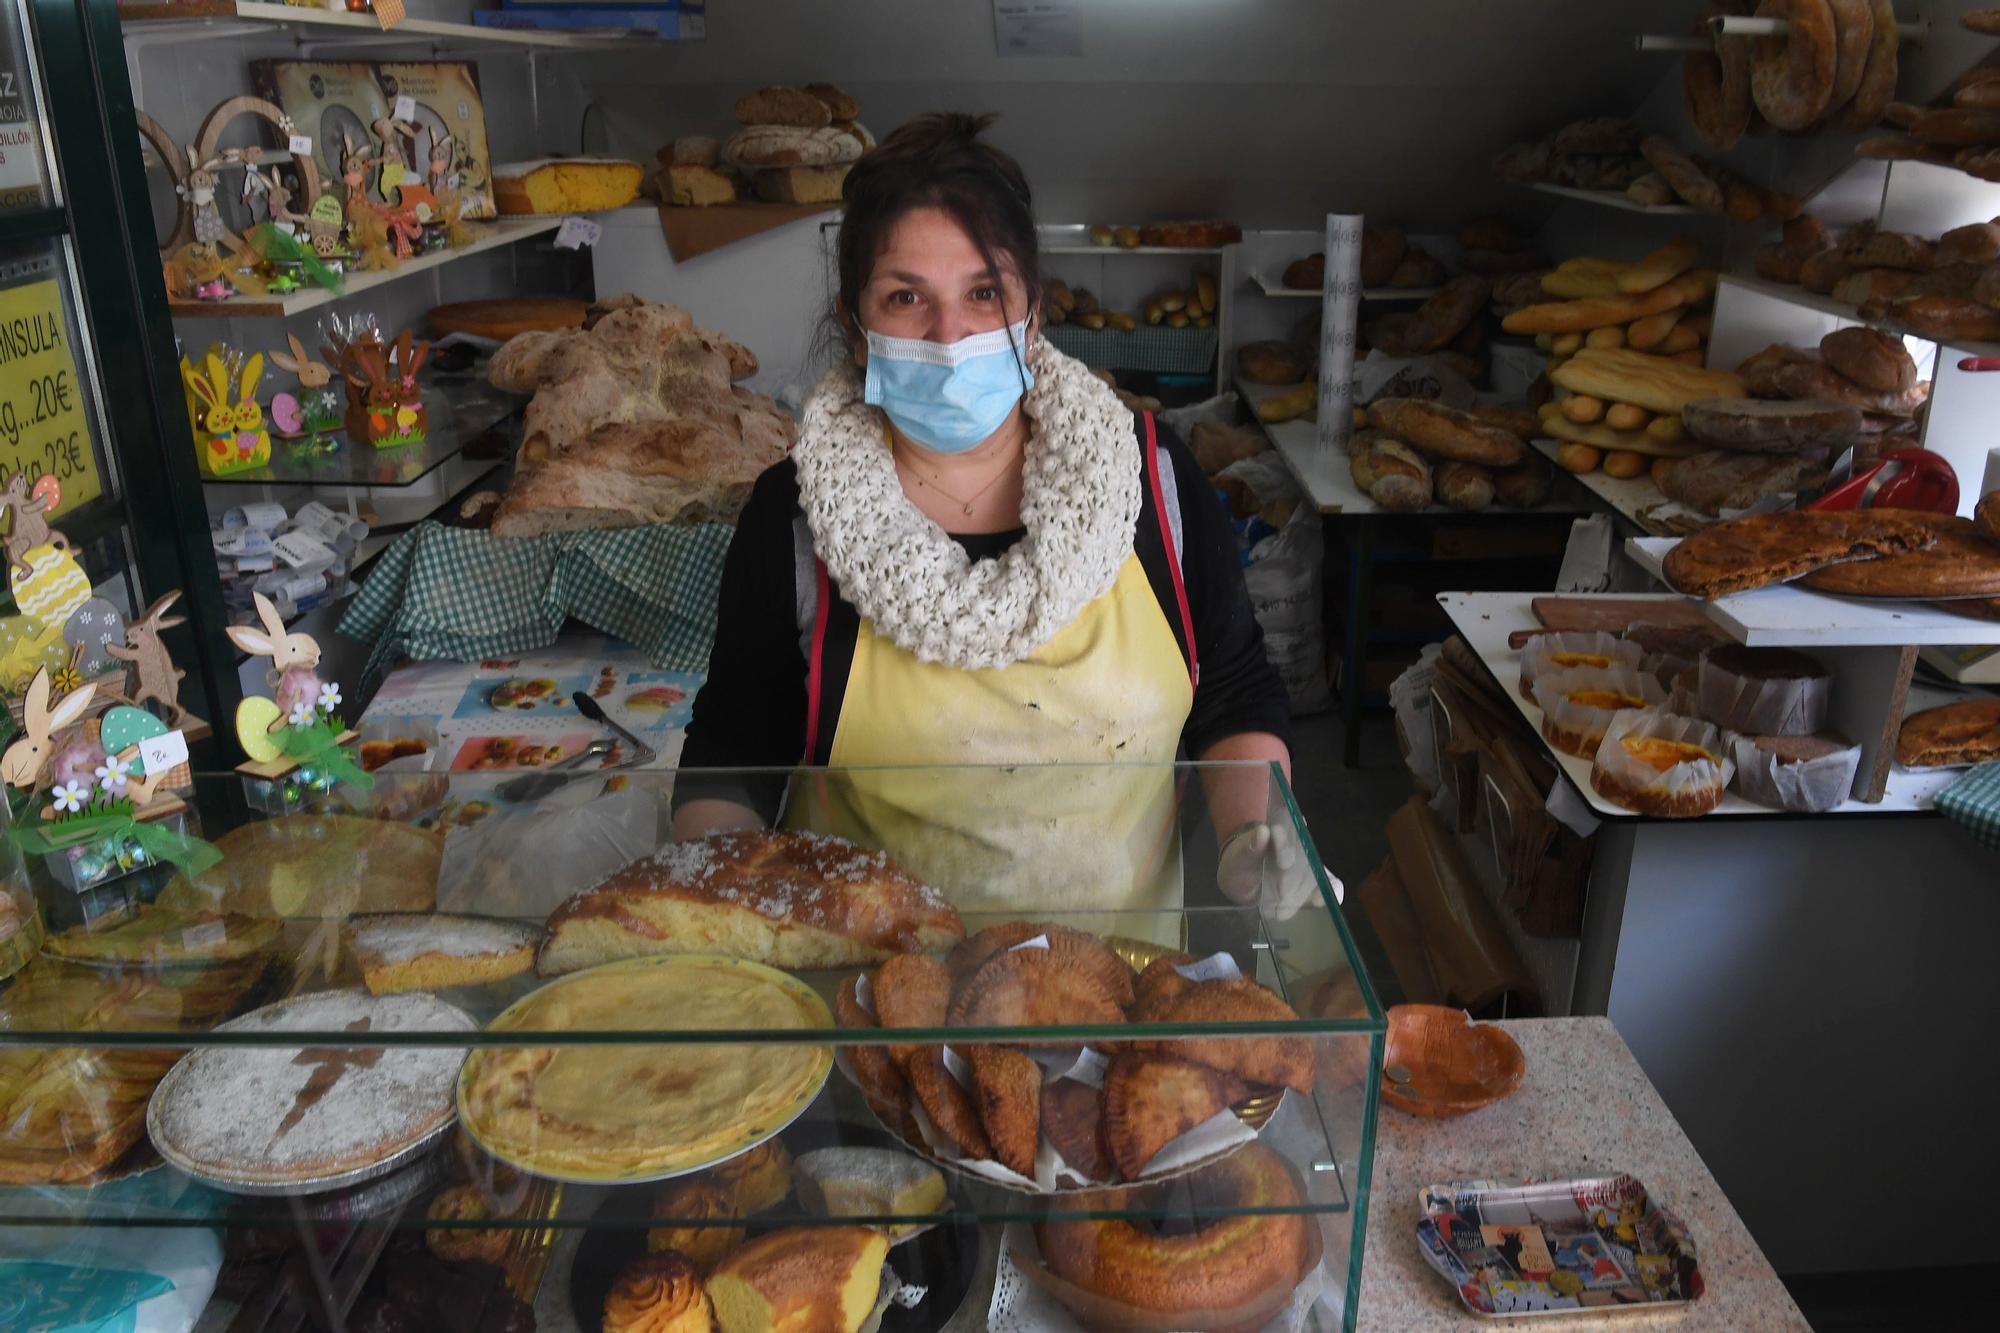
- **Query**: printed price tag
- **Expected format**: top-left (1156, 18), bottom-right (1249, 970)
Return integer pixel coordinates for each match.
top-left (271, 529), bottom-right (335, 569)
top-left (138, 730), bottom-right (189, 777)
top-left (288, 134), bottom-right (313, 157)
top-left (393, 94), bottom-right (417, 123)
top-left (554, 216), bottom-right (603, 250)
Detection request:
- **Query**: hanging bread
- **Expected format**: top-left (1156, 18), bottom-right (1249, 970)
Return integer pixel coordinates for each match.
top-left (1750, 0), bottom-right (1838, 131)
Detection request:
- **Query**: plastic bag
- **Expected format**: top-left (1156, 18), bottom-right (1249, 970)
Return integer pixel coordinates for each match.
top-left (1159, 390), bottom-right (1241, 436)
top-left (1217, 453), bottom-right (1331, 715)
top-left (1390, 645), bottom-right (1444, 795)
top-left (435, 784), bottom-right (666, 916)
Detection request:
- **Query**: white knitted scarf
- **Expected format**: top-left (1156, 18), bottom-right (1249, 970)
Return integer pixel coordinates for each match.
top-left (793, 338), bottom-right (1141, 669)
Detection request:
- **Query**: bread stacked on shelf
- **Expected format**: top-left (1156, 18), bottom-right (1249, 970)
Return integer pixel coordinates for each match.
top-left (1507, 239), bottom-right (1729, 480)
top-left (1853, 11), bottom-right (2000, 184)
top-left (655, 84), bottom-right (871, 207)
top-left (1684, 0), bottom-right (1899, 151)
top-left (1658, 328), bottom-right (1926, 515)
top-left (1083, 220), bottom-right (1243, 248)
top-left (484, 294), bottom-right (795, 536)
top-left (1491, 116), bottom-right (1800, 218)
top-left (1277, 220), bottom-right (1459, 291)
top-left (1353, 399), bottom-right (1551, 513)
top-left (1041, 270), bottom-right (1217, 331)
top-left (1756, 214), bottom-right (2000, 342)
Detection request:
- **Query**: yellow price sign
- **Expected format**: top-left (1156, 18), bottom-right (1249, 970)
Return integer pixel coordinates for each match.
top-left (0, 275), bottom-right (101, 518)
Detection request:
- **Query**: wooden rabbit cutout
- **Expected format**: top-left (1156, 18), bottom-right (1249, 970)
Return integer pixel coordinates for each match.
top-left (271, 334), bottom-right (331, 392)
top-left (1, 668), bottom-right (98, 791)
top-left (1, 471), bottom-right (66, 579)
top-left (226, 590), bottom-right (321, 677)
top-left (106, 592), bottom-right (188, 725)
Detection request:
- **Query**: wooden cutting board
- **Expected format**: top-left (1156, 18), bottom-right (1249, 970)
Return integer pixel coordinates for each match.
top-left (1506, 596), bottom-right (1713, 648)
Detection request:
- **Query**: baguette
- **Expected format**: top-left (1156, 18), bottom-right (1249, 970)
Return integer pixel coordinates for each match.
top-left (1541, 414), bottom-right (1701, 459)
top-left (1548, 345), bottom-right (1746, 416)
top-left (1563, 394), bottom-right (1607, 424)
top-left (1503, 268), bottom-right (1713, 335)
top-left (1617, 234), bottom-right (1702, 293)
top-left (1542, 258), bottom-right (1632, 298)
top-left (1602, 450), bottom-right (1648, 479)
top-left (1659, 319), bottom-right (1704, 355)
top-left (1626, 308), bottom-right (1683, 350)
top-left (1365, 439), bottom-right (1434, 512)
top-left (1552, 331), bottom-right (1583, 355)
top-left (1586, 325), bottom-right (1627, 349)
top-left (1553, 442), bottom-right (1603, 473)
top-left (1605, 402), bottom-right (1651, 431)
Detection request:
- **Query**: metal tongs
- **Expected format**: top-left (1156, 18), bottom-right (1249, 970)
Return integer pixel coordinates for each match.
top-left (493, 690), bottom-right (658, 802)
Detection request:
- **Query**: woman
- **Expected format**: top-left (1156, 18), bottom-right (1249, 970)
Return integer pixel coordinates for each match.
top-left (676, 113), bottom-right (1327, 920)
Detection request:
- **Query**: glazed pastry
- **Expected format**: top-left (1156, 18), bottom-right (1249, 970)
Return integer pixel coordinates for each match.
top-left (944, 921), bottom-right (1136, 1005)
top-left (537, 830), bottom-right (963, 975)
top-left (647, 1178), bottom-right (747, 1271)
top-left (604, 1251), bottom-right (714, 1333)
top-left (712, 1138), bottom-right (793, 1214)
top-left (946, 943), bottom-right (1127, 1037)
top-left (424, 1184), bottom-right (512, 1266)
top-left (707, 1226), bottom-right (889, 1333)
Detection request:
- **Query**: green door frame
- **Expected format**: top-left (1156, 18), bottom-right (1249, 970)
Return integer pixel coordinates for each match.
top-left (12, 0), bottom-right (238, 746)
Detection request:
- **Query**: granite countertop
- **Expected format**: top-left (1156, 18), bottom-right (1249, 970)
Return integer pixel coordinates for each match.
top-left (1360, 1015), bottom-right (1808, 1331)
top-left (538, 1016), bottom-right (1806, 1331)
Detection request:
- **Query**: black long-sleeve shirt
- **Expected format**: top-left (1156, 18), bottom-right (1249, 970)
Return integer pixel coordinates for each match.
top-left (679, 411), bottom-right (1289, 820)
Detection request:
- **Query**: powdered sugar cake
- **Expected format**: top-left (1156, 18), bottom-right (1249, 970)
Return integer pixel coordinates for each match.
top-left (346, 913), bottom-right (539, 995)
top-left (147, 990), bottom-right (473, 1193)
top-left (536, 830), bottom-right (963, 975)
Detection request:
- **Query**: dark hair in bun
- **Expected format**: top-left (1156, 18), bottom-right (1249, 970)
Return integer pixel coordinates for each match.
top-left (832, 112), bottom-right (1039, 347)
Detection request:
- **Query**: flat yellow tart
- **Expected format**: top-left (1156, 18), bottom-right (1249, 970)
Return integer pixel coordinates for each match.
top-left (458, 954), bottom-right (832, 1182)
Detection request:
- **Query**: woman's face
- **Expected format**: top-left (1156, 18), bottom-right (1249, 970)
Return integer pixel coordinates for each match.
top-left (854, 205), bottom-right (1032, 353)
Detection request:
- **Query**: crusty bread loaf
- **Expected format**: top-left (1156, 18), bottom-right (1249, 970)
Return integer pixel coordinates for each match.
top-left (751, 166), bottom-right (850, 205)
top-left (667, 163), bottom-right (737, 207)
top-left (722, 126), bottom-right (863, 170)
top-left (708, 1227), bottom-right (888, 1333)
top-left (538, 831), bottom-right (965, 976)
top-left (735, 86), bottom-right (831, 128)
top-left (803, 83), bottom-right (860, 121)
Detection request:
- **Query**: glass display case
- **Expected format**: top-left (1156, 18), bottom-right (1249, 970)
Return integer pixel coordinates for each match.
top-left (0, 762), bottom-right (1383, 1332)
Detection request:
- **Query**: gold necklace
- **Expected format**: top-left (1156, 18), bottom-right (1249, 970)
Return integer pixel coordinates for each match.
top-left (897, 440), bottom-right (1022, 518)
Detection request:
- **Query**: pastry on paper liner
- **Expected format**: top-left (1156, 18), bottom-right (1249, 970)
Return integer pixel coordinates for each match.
top-left (1590, 712), bottom-right (1735, 817)
top-left (1729, 733), bottom-right (1861, 813)
top-left (1696, 644), bottom-right (1831, 736)
top-left (1517, 631), bottom-right (1647, 701)
top-left (1531, 664), bottom-right (1668, 758)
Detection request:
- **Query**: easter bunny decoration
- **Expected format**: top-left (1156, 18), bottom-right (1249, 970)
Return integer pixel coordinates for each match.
top-left (227, 591), bottom-right (324, 737)
top-left (1, 668), bottom-right (98, 791)
top-left (180, 350), bottom-right (270, 475)
top-left (0, 471), bottom-right (67, 580)
top-left (105, 592), bottom-right (188, 726)
top-left (269, 333), bottom-right (341, 436)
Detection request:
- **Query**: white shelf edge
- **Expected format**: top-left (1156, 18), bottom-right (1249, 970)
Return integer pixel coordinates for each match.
top-left (1438, 590), bottom-right (1964, 817)
top-left (122, 1), bottom-right (652, 50)
top-left (1624, 536), bottom-right (2000, 647)
top-left (169, 216), bottom-right (564, 318)
top-left (1527, 183), bottom-right (1701, 216)
top-left (1251, 274), bottom-right (1439, 302)
top-left (1716, 271), bottom-right (1997, 358)
top-left (1234, 378), bottom-right (1360, 514)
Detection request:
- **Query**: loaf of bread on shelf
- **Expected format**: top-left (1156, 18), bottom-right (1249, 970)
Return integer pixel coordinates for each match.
top-left (722, 125), bottom-right (864, 170)
top-left (665, 164), bottom-right (738, 207)
top-left (735, 86), bottom-right (832, 128)
top-left (493, 158), bottom-right (644, 214)
top-left (538, 830), bottom-right (965, 975)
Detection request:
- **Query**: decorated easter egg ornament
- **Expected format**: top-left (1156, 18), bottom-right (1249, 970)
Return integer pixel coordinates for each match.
top-left (235, 696), bottom-right (283, 762)
top-left (100, 705), bottom-right (169, 772)
top-left (9, 544), bottom-right (91, 626)
top-left (29, 475), bottom-right (59, 513)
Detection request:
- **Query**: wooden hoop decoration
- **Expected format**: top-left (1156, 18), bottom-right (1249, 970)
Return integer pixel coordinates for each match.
top-left (193, 95), bottom-right (325, 233)
top-left (135, 110), bottom-right (191, 253)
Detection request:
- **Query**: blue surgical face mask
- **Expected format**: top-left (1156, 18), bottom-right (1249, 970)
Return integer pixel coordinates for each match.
top-left (863, 320), bottom-right (1033, 454)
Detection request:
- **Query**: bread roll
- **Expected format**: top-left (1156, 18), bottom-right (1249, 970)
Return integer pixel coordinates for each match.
top-left (1495, 454), bottom-right (1555, 507)
top-left (1364, 439), bottom-right (1432, 511)
top-left (1436, 461), bottom-right (1495, 511)
top-left (803, 83), bottom-right (860, 121)
top-left (735, 87), bottom-right (831, 128)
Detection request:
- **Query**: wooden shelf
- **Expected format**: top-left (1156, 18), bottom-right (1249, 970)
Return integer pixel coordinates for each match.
top-left (1528, 183), bottom-right (1701, 216)
top-left (167, 216), bottom-right (562, 318)
top-left (120, 1), bottom-right (650, 50)
top-left (1440, 590), bottom-right (1964, 818)
top-left (1624, 537), bottom-right (2000, 647)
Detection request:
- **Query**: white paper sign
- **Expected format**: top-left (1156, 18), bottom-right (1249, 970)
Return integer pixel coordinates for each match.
top-left (992, 0), bottom-right (1083, 56)
top-left (138, 730), bottom-right (189, 777)
top-left (555, 216), bottom-right (602, 250)
top-left (288, 134), bottom-right (313, 157)
top-left (272, 529), bottom-right (336, 569)
top-left (393, 94), bottom-right (417, 122)
top-left (1173, 951), bottom-right (1244, 983)
top-left (1316, 213), bottom-right (1363, 454)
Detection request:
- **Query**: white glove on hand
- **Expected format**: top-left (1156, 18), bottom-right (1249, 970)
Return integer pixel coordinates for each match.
top-left (1216, 820), bottom-right (1341, 920)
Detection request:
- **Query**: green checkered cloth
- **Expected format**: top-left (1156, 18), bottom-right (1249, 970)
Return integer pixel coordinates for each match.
top-left (1936, 761), bottom-right (2000, 852)
top-left (340, 520), bottom-right (733, 689)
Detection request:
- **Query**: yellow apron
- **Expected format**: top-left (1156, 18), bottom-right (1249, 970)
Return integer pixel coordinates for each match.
top-left (786, 553), bottom-right (1194, 927)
